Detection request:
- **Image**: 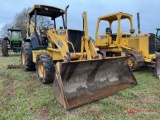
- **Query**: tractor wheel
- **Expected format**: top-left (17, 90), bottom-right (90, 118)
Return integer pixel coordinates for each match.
top-left (1, 40), bottom-right (8, 56)
top-left (127, 55), bottom-right (138, 71)
top-left (155, 52), bottom-right (160, 78)
top-left (97, 51), bottom-right (104, 59)
top-left (36, 54), bottom-right (55, 84)
top-left (21, 42), bottom-right (35, 71)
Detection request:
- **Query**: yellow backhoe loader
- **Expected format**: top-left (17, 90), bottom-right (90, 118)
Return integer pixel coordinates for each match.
top-left (95, 12), bottom-right (160, 77)
top-left (21, 5), bottom-right (137, 109)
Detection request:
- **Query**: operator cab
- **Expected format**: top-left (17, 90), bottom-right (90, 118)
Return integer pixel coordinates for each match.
top-left (27, 4), bottom-right (66, 50)
top-left (95, 12), bottom-right (135, 48)
top-left (8, 29), bottom-right (22, 38)
top-left (27, 4), bottom-right (84, 52)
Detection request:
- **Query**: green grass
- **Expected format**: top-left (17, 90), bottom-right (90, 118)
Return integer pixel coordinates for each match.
top-left (0, 53), bottom-right (160, 120)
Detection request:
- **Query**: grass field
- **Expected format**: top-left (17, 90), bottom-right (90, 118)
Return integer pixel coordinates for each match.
top-left (0, 53), bottom-right (160, 120)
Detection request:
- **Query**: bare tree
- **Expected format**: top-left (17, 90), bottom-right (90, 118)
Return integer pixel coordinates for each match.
top-left (14, 7), bottom-right (31, 37)
top-left (14, 7), bottom-right (52, 37)
top-left (0, 23), bottom-right (13, 37)
top-left (1, 7), bottom-right (53, 38)
top-left (36, 16), bottom-right (53, 29)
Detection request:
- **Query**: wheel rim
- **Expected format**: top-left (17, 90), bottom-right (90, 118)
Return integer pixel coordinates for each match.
top-left (21, 51), bottom-right (25, 65)
top-left (38, 62), bottom-right (44, 78)
top-left (128, 59), bottom-right (134, 68)
top-left (127, 57), bottom-right (137, 69)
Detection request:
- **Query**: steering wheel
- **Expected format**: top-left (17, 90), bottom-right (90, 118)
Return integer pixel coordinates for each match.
top-left (47, 24), bottom-right (54, 29)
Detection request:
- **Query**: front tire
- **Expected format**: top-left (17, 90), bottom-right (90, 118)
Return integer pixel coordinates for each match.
top-left (36, 53), bottom-right (55, 84)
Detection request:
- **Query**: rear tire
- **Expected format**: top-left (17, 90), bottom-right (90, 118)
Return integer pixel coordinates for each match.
top-left (1, 40), bottom-right (8, 56)
top-left (21, 42), bottom-right (35, 71)
top-left (155, 52), bottom-right (160, 78)
top-left (36, 54), bottom-right (55, 84)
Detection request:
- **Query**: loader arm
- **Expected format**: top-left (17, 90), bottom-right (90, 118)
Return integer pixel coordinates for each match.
top-left (81, 12), bottom-right (98, 60)
top-left (47, 29), bottom-right (71, 62)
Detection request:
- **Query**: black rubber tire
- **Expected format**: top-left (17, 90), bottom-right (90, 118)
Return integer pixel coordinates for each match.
top-left (21, 42), bottom-right (35, 71)
top-left (1, 40), bottom-right (8, 56)
top-left (155, 52), bottom-right (160, 78)
top-left (97, 51), bottom-right (104, 59)
top-left (36, 53), bottom-right (55, 84)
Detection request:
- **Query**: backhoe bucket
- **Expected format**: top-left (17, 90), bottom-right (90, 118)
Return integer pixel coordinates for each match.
top-left (54, 57), bottom-right (137, 109)
top-left (155, 52), bottom-right (160, 78)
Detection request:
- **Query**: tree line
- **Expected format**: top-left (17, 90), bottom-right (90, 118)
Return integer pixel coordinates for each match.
top-left (0, 7), bottom-right (52, 38)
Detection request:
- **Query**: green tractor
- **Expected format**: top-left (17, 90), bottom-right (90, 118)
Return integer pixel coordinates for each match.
top-left (1, 28), bottom-right (23, 56)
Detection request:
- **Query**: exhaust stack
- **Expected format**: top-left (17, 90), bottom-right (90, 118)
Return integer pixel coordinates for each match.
top-left (64, 5), bottom-right (69, 29)
top-left (137, 13), bottom-right (141, 34)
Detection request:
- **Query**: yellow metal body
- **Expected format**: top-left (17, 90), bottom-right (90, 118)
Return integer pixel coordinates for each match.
top-left (95, 12), bottom-right (155, 63)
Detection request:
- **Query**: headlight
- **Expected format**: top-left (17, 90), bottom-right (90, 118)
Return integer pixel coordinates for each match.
top-left (61, 30), bottom-right (66, 34)
top-left (56, 30), bottom-right (66, 35)
top-left (97, 35), bottom-right (107, 39)
top-left (97, 36), bottom-right (101, 39)
top-left (101, 36), bottom-right (107, 39)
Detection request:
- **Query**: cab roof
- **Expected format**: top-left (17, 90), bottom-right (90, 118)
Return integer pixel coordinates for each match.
top-left (98, 12), bottom-right (132, 23)
top-left (28, 4), bottom-right (65, 18)
top-left (7, 29), bottom-right (22, 32)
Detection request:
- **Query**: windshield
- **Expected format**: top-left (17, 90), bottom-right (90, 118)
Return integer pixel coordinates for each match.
top-left (11, 31), bottom-right (22, 38)
top-left (156, 30), bottom-right (160, 39)
top-left (98, 19), bottom-right (131, 35)
top-left (34, 15), bottom-right (65, 36)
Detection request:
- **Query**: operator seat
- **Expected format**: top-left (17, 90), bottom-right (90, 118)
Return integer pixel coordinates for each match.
top-left (106, 27), bottom-right (112, 35)
top-left (40, 27), bottom-right (49, 46)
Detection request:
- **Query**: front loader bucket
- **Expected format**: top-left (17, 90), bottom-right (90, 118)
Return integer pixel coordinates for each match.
top-left (54, 57), bottom-right (137, 109)
top-left (155, 52), bottom-right (160, 78)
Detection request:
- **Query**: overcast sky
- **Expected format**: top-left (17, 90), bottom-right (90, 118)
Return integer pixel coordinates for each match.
top-left (0, 0), bottom-right (160, 38)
